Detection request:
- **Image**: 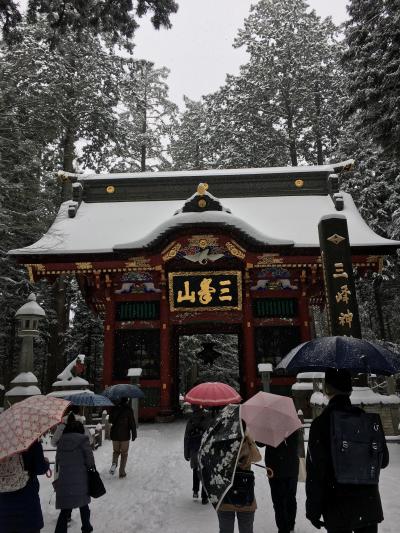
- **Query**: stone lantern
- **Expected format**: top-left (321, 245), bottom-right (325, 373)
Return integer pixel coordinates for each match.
top-left (5, 293), bottom-right (45, 404)
top-left (128, 367), bottom-right (142, 426)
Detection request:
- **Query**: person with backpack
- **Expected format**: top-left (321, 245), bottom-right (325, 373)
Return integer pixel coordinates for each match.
top-left (109, 397), bottom-right (137, 478)
top-left (0, 439), bottom-right (49, 533)
top-left (184, 405), bottom-right (211, 504)
top-left (217, 431), bottom-right (261, 533)
top-left (306, 368), bottom-right (389, 533)
top-left (54, 417), bottom-right (96, 533)
top-left (261, 430), bottom-right (300, 533)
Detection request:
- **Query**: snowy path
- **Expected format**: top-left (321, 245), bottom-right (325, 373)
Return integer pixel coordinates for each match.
top-left (40, 421), bottom-right (400, 533)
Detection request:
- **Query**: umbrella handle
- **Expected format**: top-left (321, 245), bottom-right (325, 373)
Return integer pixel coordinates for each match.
top-left (266, 467), bottom-right (274, 479)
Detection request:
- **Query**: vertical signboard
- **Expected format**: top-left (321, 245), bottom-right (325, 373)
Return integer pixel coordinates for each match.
top-left (318, 215), bottom-right (361, 337)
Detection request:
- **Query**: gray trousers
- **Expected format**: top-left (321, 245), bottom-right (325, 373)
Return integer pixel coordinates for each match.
top-left (217, 511), bottom-right (255, 533)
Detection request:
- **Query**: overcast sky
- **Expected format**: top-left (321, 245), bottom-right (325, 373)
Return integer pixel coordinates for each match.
top-left (134, 0), bottom-right (349, 108)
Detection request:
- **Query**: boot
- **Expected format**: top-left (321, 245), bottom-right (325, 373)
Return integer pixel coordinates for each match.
top-left (119, 452), bottom-right (128, 478)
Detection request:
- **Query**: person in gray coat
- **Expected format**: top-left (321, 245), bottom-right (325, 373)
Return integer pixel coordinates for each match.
top-left (54, 418), bottom-right (95, 533)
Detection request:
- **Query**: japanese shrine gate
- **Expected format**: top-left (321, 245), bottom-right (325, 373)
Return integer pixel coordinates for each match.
top-left (10, 163), bottom-right (399, 418)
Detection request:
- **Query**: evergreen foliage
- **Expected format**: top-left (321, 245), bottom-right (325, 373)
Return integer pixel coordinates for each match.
top-left (1, 0), bottom-right (178, 48)
top-left (179, 334), bottom-right (239, 394)
top-left (64, 282), bottom-right (104, 392)
top-left (343, 0), bottom-right (400, 160)
top-left (0, 18), bottom-right (175, 389)
top-left (171, 0), bottom-right (343, 169)
top-left (109, 59), bottom-right (178, 172)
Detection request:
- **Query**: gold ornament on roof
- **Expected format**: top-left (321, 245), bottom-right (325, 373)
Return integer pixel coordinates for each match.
top-left (198, 198), bottom-right (206, 208)
top-left (294, 179), bottom-right (304, 188)
top-left (197, 183), bottom-right (209, 196)
top-left (226, 241), bottom-right (246, 260)
top-left (162, 242), bottom-right (182, 262)
top-left (188, 235), bottom-right (218, 248)
top-left (106, 185), bottom-right (115, 193)
top-left (76, 262), bottom-right (93, 270)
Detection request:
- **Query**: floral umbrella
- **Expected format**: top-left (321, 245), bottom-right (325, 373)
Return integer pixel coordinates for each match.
top-left (198, 404), bottom-right (244, 510)
top-left (0, 395), bottom-right (70, 461)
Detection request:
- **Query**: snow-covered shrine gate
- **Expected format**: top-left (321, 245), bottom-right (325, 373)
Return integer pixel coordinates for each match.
top-left (10, 163), bottom-right (399, 419)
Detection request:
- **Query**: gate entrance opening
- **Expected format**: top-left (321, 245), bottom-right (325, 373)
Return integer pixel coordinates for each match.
top-left (172, 323), bottom-right (242, 411)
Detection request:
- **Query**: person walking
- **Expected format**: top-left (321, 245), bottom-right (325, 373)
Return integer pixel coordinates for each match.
top-left (306, 368), bottom-right (389, 533)
top-left (217, 431), bottom-right (261, 533)
top-left (51, 405), bottom-right (92, 447)
top-left (262, 430), bottom-right (300, 533)
top-left (109, 397), bottom-right (137, 478)
top-left (54, 418), bottom-right (95, 533)
top-left (184, 405), bottom-right (210, 504)
top-left (0, 439), bottom-right (49, 533)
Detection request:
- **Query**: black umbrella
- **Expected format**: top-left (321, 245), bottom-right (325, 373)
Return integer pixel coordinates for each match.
top-left (102, 384), bottom-right (144, 401)
top-left (198, 404), bottom-right (244, 510)
top-left (276, 336), bottom-right (400, 376)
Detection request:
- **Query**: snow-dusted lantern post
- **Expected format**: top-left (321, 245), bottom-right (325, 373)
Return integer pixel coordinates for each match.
top-left (128, 367), bottom-right (142, 426)
top-left (15, 293), bottom-right (45, 373)
top-left (258, 363), bottom-right (273, 392)
top-left (5, 293), bottom-right (45, 404)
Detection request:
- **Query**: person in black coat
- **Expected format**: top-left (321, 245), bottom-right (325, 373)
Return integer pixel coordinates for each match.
top-left (184, 405), bottom-right (210, 504)
top-left (259, 431), bottom-right (299, 533)
top-left (0, 440), bottom-right (49, 533)
top-left (306, 368), bottom-right (389, 533)
top-left (109, 397), bottom-right (137, 478)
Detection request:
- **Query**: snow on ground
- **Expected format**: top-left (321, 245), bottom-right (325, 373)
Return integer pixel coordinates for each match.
top-left (40, 421), bottom-right (400, 533)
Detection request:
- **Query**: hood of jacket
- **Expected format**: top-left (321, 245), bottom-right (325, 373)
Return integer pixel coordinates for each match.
top-left (57, 432), bottom-right (86, 452)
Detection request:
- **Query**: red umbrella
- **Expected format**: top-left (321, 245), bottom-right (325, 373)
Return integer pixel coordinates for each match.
top-left (184, 382), bottom-right (241, 406)
top-left (0, 395), bottom-right (70, 461)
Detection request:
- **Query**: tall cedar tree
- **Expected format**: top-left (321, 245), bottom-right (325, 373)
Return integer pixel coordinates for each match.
top-left (108, 59), bottom-right (178, 172)
top-left (0, 0), bottom-right (178, 48)
top-left (343, 0), bottom-right (400, 161)
top-left (233, 0), bottom-right (342, 166)
top-left (170, 97), bottom-right (209, 170)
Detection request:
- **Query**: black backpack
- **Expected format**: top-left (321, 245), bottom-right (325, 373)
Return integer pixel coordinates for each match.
top-left (330, 410), bottom-right (386, 485)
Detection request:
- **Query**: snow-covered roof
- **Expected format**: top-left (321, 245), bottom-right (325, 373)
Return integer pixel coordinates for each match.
top-left (15, 294), bottom-right (45, 316)
top-left (258, 363), bottom-right (273, 372)
top-left (292, 382), bottom-right (315, 391)
top-left (75, 160), bottom-right (355, 181)
top-left (52, 376), bottom-right (89, 387)
top-left (311, 387), bottom-right (400, 406)
top-left (9, 192), bottom-right (398, 256)
top-left (5, 385), bottom-right (41, 396)
top-left (48, 389), bottom-right (93, 397)
top-left (296, 372), bottom-right (325, 380)
top-left (11, 372), bottom-right (38, 384)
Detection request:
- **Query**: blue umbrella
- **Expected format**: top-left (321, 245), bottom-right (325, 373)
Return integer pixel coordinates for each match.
top-left (102, 384), bottom-right (144, 401)
top-left (64, 392), bottom-right (114, 407)
top-left (276, 336), bottom-right (400, 376)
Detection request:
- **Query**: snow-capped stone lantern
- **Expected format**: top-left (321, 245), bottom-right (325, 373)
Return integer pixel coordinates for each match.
top-left (5, 293), bottom-right (45, 405)
top-left (16, 293), bottom-right (45, 337)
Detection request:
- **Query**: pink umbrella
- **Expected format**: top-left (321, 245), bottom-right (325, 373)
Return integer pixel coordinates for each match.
top-left (0, 395), bottom-right (70, 460)
top-left (241, 391), bottom-right (302, 447)
top-left (184, 382), bottom-right (242, 406)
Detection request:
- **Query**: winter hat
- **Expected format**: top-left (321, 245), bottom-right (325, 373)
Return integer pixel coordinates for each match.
top-left (325, 368), bottom-right (352, 394)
